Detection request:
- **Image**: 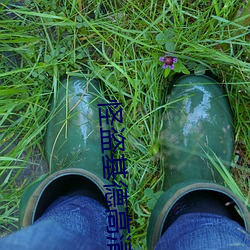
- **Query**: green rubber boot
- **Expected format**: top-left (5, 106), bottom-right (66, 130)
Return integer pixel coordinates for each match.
top-left (147, 75), bottom-right (250, 249)
top-left (19, 77), bottom-right (125, 236)
top-left (44, 76), bottom-right (108, 175)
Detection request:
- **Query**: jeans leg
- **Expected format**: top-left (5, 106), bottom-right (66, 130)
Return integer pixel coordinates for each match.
top-left (0, 196), bottom-right (117, 250)
top-left (155, 213), bottom-right (250, 250)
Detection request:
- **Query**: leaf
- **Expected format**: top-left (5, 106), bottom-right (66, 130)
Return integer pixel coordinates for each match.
top-left (165, 41), bottom-right (175, 52)
top-left (186, 61), bottom-right (197, 70)
top-left (173, 62), bottom-right (182, 73)
top-left (144, 188), bottom-right (154, 198)
top-left (155, 190), bottom-right (164, 199)
top-left (31, 71), bottom-right (38, 77)
top-left (174, 62), bottom-right (190, 75)
top-left (194, 64), bottom-right (207, 75)
top-left (146, 191), bottom-right (164, 209)
top-left (76, 53), bottom-right (84, 59)
top-left (156, 28), bottom-right (174, 45)
top-left (76, 22), bottom-right (83, 29)
top-left (164, 28), bottom-right (174, 39)
top-left (182, 67), bottom-right (190, 75)
top-left (1, 170), bottom-right (13, 186)
top-left (44, 54), bottom-right (52, 63)
top-left (164, 67), bottom-right (171, 77)
top-left (156, 32), bottom-right (167, 45)
top-left (147, 198), bottom-right (157, 209)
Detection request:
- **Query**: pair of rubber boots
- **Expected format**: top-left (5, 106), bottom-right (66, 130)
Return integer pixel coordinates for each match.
top-left (19, 75), bottom-right (250, 249)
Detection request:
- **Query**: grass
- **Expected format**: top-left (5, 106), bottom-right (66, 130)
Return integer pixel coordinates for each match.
top-left (0, 0), bottom-right (249, 248)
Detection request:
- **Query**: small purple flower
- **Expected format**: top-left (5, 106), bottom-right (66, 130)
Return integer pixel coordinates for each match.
top-left (159, 53), bottom-right (177, 70)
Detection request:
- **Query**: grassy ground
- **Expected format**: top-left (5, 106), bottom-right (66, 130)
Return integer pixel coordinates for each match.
top-left (0, 0), bottom-right (249, 248)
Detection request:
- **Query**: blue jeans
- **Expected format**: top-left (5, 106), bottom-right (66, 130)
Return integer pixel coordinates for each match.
top-left (155, 213), bottom-right (250, 250)
top-left (0, 196), bottom-right (249, 249)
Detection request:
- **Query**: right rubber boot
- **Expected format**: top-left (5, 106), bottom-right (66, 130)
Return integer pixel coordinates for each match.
top-left (147, 75), bottom-right (250, 250)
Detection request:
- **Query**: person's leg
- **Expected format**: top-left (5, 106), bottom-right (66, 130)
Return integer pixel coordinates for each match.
top-left (0, 195), bottom-right (118, 250)
top-left (155, 212), bottom-right (250, 250)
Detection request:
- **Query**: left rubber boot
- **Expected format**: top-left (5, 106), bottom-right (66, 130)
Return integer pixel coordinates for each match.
top-left (19, 77), bottom-right (126, 238)
top-left (147, 75), bottom-right (250, 249)
top-left (44, 76), bottom-right (108, 176)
